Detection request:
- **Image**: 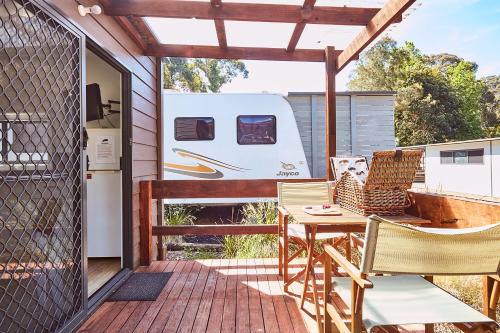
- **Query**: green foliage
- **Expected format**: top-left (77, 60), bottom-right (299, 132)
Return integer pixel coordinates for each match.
top-left (163, 205), bottom-right (197, 243)
top-left (184, 248), bottom-right (219, 260)
top-left (481, 75), bottom-right (500, 137)
top-left (446, 61), bottom-right (485, 139)
top-left (164, 204), bottom-right (197, 226)
top-left (163, 57), bottom-right (248, 92)
top-left (222, 202), bottom-right (279, 259)
top-left (348, 37), bottom-right (500, 145)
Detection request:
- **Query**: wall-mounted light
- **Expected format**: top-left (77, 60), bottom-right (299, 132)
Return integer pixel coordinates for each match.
top-left (78, 4), bottom-right (102, 17)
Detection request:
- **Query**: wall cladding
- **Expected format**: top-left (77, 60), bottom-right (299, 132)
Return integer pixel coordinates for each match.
top-left (286, 92), bottom-right (396, 178)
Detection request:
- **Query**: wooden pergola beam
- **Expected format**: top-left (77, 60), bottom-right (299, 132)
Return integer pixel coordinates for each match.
top-left (336, 0), bottom-right (415, 71)
top-left (113, 16), bottom-right (148, 51)
top-left (129, 17), bottom-right (159, 48)
top-left (211, 0), bottom-right (227, 49)
top-left (101, 0), bottom-right (159, 50)
top-left (286, 0), bottom-right (316, 53)
top-left (325, 46), bottom-right (336, 180)
top-left (102, 0), bottom-right (384, 26)
top-left (145, 44), bottom-right (343, 62)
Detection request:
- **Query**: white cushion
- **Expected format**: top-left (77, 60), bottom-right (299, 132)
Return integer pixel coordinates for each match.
top-left (332, 275), bottom-right (497, 332)
top-left (287, 224), bottom-right (343, 240)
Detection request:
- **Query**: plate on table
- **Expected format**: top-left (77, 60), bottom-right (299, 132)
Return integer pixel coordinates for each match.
top-left (303, 205), bottom-right (342, 216)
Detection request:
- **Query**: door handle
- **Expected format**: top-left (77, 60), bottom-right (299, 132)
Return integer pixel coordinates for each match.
top-left (83, 127), bottom-right (89, 150)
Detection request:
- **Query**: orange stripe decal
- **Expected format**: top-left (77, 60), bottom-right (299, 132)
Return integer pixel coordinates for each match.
top-left (164, 162), bottom-right (217, 174)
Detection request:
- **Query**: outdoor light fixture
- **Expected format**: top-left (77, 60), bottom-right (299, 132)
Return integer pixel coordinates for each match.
top-left (78, 4), bottom-right (102, 17)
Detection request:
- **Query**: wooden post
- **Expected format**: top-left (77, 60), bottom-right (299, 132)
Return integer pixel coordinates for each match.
top-left (139, 180), bottom-right (153, 266)
top-left (483, 275), bottom-right (499, 320)
top-left (325, 46), bottom-right (337, 180)
top-left (323, 252), bottom-right (332, 333)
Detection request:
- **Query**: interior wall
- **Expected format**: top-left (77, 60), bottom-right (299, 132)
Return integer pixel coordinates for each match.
top-left (47, 0), bottom-right (159, 268)
top-left (86, 50), bottom-right (121, 128)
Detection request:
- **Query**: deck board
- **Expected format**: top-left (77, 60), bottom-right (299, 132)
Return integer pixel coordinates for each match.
top-left (134, 260), bottom-right (189, 332)
top-left (79, 258), bottom-right (320, 333)
top-left (235, 258), bottom-right (250, 333)
top-left (149, 260), bottom-right (198, 332)
top-left (191, 259), bottom-right (221, 333)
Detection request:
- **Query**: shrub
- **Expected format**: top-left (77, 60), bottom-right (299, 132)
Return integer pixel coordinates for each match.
top-left (163, 204), bottom-right (197, 243)
top-left (223, 202), bottom-right (279, 259)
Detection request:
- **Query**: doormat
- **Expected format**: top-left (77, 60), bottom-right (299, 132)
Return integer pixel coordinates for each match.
top-left (108, 272), bottom-right (172, 301)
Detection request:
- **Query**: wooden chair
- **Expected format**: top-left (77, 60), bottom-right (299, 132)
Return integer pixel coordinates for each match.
top-left (334, 150), bottom-right (423, 216)
top-left (323, 216), bottom-right (500, 333)
top-left (277, 182), bottom-right (347, 292)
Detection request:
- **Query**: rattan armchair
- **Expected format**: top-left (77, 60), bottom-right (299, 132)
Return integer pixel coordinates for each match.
top-left (334, 149), bottom-right (423, 216)
top-left (323, 216), bottom-right (500, 333)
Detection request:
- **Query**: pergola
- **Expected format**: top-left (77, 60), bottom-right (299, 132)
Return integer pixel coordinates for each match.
top-left (101, 0), bottom-right (416, 179)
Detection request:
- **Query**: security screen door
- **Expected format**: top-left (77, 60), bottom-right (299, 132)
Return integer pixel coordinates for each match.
top-left (0, 1), bottom-right (86, 332)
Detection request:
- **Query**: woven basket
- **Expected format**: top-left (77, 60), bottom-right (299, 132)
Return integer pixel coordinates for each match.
top-left (334, 150), bottom-right (423, 216)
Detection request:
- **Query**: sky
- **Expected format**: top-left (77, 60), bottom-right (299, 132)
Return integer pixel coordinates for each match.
top-left (215, 0), bottom-right (500, 93)
top-left (146, 0), bottom-right (500, 93)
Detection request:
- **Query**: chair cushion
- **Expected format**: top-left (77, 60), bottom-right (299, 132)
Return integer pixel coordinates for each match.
top-left (332, 275), bottom-right (498, 332)
top-left (288, 224), bottom-right (343, 240)
top-left (330, 156), bottom-right (369, 182)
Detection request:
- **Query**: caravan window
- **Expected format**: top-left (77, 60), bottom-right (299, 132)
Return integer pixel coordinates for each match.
top-left (440, 148), bottom-right (484, 164)
top-left (174, 117), bottom-right (214, 141)
top-left (237, 115), bottom-right (276, 145)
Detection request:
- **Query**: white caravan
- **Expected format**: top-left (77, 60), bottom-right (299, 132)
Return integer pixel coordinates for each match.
top-left (162, 93), bottom-right (310, 203)
top-left (163, 93), bottom-right (310, 180)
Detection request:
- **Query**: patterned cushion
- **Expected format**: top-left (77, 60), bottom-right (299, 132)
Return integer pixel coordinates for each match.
top-left (330, 156), bottom-right (369, 182)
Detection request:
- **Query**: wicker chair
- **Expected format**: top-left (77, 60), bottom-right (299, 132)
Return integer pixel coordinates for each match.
top-left (334, 149), bottom-right (423, 216)
top-left (323, 216), bottom-right (500, 333)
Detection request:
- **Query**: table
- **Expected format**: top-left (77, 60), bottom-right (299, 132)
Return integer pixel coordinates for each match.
top-left (283, 204), bottom-right (431, 333)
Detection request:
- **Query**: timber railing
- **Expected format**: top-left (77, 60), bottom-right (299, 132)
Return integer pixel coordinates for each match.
top-left (139, 179), bottom-right (500, 265)
top-left (139, 178), bottom-right (324, 265)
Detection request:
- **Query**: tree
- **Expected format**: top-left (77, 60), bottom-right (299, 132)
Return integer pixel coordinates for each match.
top-left (348, 37), bottom-right (466, 145)
top-left (445, 60), bottom-right (485, 139)
top-left (162, 58), bottom-right (248, 92)
top-left (481, 75), bottom-right (500, 137)
top-left (348, 37), bottom-right (498, 145)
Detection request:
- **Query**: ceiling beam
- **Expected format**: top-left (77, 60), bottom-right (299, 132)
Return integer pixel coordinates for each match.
top-left (286, 0), bottom-right (316, 53)
top-left (211, 0), bottom-right (227, 49)
top-left (100, 0), bottom-right (158, 50)
top-left (144, 44), bottom-right (344, 62)
top-left (102, 0), bottom-right (385, 26)
top-left (113, 16), bottom-right (147, 51)
top-left (336, 0), bottom-right (415, 72)
top-left (126, 17), bottom-right (159, 48)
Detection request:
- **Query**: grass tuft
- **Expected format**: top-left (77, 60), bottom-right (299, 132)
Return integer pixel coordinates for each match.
top-left (222, 202), bottom-right (279, 259)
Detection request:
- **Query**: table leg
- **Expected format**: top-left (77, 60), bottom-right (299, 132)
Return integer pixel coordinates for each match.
top-left (300, 225), bottom-right (323, 333)
top-left (300, 224), bottom-right (313, 309)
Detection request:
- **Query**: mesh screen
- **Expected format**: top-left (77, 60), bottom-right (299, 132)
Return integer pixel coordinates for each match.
top-left (0, 1), bottom-right (83, 332)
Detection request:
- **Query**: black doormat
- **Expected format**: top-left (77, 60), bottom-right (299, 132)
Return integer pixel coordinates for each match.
top-left (108, 272), bottom-right (172, 301)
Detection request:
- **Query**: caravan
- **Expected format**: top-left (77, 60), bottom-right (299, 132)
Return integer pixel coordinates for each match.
top-left (163, 93), bottom-right (311, 183)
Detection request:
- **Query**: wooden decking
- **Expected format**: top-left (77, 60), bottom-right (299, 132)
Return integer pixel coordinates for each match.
top-left (78, 258), bottom-right (319, 333)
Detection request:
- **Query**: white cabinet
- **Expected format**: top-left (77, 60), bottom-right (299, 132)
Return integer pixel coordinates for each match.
top-left (87, 171), bottom-right (122, 257)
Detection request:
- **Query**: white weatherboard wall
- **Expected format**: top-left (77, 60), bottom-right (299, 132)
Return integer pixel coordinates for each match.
top-left (286, 92), bottom-right (396, 178)
top-left (493, 140), bottom-right (500, 197)
top-left (424, 141), bottom-right (493, 197)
